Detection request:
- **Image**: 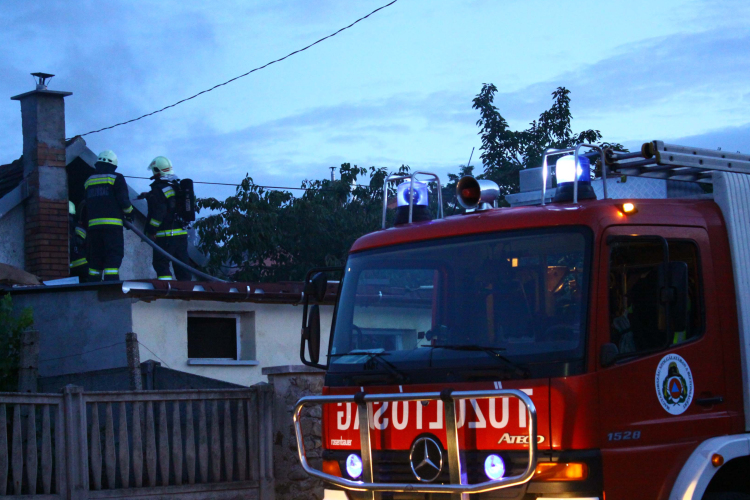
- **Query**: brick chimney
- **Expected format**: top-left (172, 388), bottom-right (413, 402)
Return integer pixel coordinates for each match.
top-left (11, 73), bottom-right (72, 280)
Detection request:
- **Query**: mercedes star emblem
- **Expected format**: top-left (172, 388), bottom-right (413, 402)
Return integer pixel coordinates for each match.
top-left (409, 437), bottom-right (443, 482)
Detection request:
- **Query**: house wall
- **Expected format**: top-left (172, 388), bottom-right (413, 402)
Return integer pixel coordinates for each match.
top-left (131, 299), bottom-right (334, 386)
top-left (11, 288), bottom-right (134, 377)
top-left (0, 204), bottom-right (25, 269)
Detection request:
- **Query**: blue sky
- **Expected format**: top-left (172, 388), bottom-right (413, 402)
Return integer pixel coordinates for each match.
top-left (1, 0), bottom-right (748, 201)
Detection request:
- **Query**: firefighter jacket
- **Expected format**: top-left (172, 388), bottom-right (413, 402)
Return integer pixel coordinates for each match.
top-left (145, 178), bottom-right (187, 238)
top-left (84, 162), bottom-right (133, 228)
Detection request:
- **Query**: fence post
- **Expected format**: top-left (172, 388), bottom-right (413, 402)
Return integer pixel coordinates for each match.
top-left (126, 333), bottom-right (143, 391)
top-left (259, 386), bottom-right (276, 500)
top-left (63, 385), bottom-right (88, 500)
top-left (18, 329), bottom-right (39, 393)
top-left (264, 365), bottom-right (325, 500)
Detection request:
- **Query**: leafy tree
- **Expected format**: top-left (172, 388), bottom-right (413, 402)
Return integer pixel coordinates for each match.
top-left (195, 163), bottom-right (404, 282)
top-left (472, 85), bottom-right (625, 199)
top-left (195, 85), bottom-right (622, 280)
top-left (0, 295), bottom-right (33, 391)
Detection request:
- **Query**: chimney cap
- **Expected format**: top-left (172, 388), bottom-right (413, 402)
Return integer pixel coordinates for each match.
top-left (31, 72), bottom-right (55, 90)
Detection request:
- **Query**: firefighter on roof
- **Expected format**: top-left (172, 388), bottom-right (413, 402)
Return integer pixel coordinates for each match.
top-left (84, 150), bottom-right (133, 281)
top-left (68, 200), bottom-right (88, 280)
top-left (144, 156), bottom-right (193, 281)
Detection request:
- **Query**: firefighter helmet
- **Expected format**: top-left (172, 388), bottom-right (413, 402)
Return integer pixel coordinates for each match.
top-left (97, 150), bottom-right (118, 166)
top-left (148, 156), bottom-right (174, 176)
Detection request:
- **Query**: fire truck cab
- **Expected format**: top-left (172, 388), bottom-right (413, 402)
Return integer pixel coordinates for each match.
top-left (294, 142), bottom-right (750, 500)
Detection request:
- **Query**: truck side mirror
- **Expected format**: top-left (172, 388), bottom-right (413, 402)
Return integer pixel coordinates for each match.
top-left (668, 261), bottom-right (689, 334)
top-left (307, 272), bottom-right (328, 303)
top-left (600, 343), bottom-right (619, 367)
top-left (306, 305), bottom-right (321, 364)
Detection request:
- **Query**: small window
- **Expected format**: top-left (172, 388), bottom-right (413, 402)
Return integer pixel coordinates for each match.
top-left (188, 316), bottom-right (238, 359)
top-left (609, 239), bottom-right (702, 357)
top-left (187, 312), bottom-right (256, 361)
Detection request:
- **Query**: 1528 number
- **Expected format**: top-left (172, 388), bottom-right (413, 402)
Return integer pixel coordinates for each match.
top-left (607, 431), bottom-right (641, 441)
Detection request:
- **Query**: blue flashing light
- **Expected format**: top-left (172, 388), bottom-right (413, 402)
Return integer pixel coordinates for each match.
top-left (346, 453), bottom-right (363, 479)
top-left (556, 155), bottom-right (591, 183)
top-left (484, 454), bottom-right (505, 480)
top-left (397, 181), bottom-right (429, 207)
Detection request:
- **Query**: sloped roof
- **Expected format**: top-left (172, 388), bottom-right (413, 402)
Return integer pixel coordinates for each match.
top-left (0, 157), bottom-right (23, 199)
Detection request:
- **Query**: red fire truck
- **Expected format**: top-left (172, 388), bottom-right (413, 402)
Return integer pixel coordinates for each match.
top-left (294, 141), bottom-right (750, 500)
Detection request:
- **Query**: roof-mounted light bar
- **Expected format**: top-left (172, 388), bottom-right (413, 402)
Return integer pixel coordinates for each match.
top-left (541, 144), bottom-right (605, 205)
top-left (382, 172), bottom-right (443, 229)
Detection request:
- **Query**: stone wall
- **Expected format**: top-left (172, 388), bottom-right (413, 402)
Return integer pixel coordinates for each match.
top-left (264, 365), bottom-right (326, 500)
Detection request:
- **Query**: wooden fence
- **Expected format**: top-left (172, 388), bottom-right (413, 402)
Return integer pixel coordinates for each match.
top-left (0, 385), bottom-right (274, 499)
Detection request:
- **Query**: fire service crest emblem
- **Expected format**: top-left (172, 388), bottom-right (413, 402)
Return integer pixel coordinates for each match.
top-left (655, 354), bottom-right (693, 415)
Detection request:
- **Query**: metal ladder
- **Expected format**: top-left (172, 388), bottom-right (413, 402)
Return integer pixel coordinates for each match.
top-left (604, 141), bottom-right (750, 185)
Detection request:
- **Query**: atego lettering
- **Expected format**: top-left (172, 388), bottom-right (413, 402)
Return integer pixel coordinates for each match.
top-left (497, 432), bottom-right (544, 444)
top-left (498, 433), bottom-right (545, 444)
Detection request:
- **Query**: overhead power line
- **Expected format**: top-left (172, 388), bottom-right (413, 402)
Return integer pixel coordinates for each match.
top-left (124, 175), bottom-right (369, 192)
top-left (70, 0), bottom-right (399, 139)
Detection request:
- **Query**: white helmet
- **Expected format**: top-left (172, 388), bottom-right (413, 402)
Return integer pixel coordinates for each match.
top-left (148, 156), bottom-right (174, 177)
top-left (97, 150), bottom-right (118, 166)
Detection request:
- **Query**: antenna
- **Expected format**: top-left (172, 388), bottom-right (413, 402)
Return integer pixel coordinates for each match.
top-left (466, 147), bottom-right (475, 169)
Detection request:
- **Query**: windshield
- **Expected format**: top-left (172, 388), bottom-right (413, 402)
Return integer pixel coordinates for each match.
top-left (327, 227), bottom-right (592, 385)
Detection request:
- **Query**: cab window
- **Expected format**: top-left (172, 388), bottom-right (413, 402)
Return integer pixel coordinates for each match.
top-left (609, 239), bottom-right (702, 357)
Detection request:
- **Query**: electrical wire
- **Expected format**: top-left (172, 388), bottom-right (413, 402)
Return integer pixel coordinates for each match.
top-left (37, 339), bottom-right (171, 370)
top-left (123, 175), bottom-right (371, 192)
top-left (137, 340), bottom-right (171, 369)
top-left (69, 0), bottom-right (399, 139)
top-left (39, 342), bottom-right (126, 363)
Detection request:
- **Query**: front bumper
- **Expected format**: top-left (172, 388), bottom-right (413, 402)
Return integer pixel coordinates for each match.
top-left (323, 449), bottom-right (603, 500)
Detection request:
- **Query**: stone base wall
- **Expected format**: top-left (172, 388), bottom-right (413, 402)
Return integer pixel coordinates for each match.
top-left (265, 365), bottom-right (326, 500)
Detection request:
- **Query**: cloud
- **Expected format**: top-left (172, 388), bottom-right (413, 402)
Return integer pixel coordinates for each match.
top-left (485, 27), bottom-right (750, 140)
top-left (665, 122), bottom-right (750, 154)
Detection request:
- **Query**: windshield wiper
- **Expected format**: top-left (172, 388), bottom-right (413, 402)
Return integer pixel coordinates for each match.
top-left (431, 344), bottom-right (531, 379)
top-left (331, 351), bottom-right (408, 382)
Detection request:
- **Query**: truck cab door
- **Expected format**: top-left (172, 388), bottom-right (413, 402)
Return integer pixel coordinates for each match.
top-left (596, 225), bottom-right (729, 500)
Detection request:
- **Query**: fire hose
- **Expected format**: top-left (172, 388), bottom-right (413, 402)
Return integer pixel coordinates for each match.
top-left (123, 220), bottom-right (227, 283)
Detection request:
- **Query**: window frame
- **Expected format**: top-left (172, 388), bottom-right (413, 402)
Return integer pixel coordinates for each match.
top-left (186, 312), bottom-right (259, 366)
top-left (606, 236), bottom-right (705, 365)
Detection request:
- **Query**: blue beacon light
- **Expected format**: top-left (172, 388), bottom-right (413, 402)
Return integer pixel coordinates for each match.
top-left (553, 154), bottom-right (596, 202)
top-left (397, 180), bottom-right (429, 207)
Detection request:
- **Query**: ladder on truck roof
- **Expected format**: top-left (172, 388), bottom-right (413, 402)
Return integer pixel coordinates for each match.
top-left (540, 141), bottom-right (750, 204)
top-left (604, 140), bottom-right (750, 184)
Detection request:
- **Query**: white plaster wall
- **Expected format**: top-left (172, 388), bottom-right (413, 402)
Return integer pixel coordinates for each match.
top-left (0, 204), bottom-right (25, 269)
top-left (130, 299), bottom-right (333, 386)
top-left (119, 217), bottom-right (157, 280)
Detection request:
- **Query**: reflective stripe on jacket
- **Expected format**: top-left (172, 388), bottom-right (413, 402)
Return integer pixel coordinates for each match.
top-left (155, 229), bottom-right (188, 238)
top-left (89, 218), bottom-right (123, 227)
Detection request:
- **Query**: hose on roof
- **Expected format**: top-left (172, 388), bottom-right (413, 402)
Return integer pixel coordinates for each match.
top-left (123, 220), bottom-right (227, 283)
